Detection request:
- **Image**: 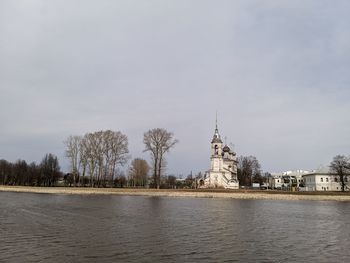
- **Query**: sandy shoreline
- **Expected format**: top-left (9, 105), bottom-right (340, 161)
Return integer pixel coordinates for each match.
top-left (1, 186), bottom-right (350, 202)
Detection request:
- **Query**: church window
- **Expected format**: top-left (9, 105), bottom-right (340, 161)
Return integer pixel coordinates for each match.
top-left (320, 177), bottom-right (323, 182)
top-left (326, 178), bottom-right (328, 182)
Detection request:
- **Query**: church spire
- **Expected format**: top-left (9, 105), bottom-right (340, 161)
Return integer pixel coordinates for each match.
top-left (214, 111), bottom-right (219, 135)
top-left (215, 111), bottom-right (219, 134)
top-left (212, 112), bottom-right (222, 143)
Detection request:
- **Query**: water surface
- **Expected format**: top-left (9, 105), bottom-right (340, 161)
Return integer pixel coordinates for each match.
top-left (0, 192), bottom-right (349, 262)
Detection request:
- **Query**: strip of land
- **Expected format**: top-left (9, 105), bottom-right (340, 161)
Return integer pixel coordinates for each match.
top-left (1, 186), bottom-right (350, 201)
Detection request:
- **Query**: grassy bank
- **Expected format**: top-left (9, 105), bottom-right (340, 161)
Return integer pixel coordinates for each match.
top-left (1, 186), bottom-right (350, 201)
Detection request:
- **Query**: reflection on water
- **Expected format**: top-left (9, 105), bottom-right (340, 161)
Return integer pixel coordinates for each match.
top-left (0, 192), bottom-right (349, 262)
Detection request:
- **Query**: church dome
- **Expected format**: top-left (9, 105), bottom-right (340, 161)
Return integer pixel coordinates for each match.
top-left (223, 145), bottom-right (230, 152)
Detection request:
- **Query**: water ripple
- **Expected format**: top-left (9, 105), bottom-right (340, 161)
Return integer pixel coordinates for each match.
top-left (1, 193), bottom-right (350, 262)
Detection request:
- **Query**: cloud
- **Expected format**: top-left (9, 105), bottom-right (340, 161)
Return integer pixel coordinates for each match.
top-left (1, 0), bottom-right (349, 174)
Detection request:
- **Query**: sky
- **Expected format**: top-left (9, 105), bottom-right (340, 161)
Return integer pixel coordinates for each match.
top-left (1, 0), bottom-right (350, 175)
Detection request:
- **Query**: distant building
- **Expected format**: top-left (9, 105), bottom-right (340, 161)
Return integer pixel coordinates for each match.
top-left (268, 173), bottom-right (283, 189)
top-left (302, 166), bottom-right (350, 191)
top-left (198, 120), bottom-right (239, 189)
top-left (268, 170), bottom-right (309, 189)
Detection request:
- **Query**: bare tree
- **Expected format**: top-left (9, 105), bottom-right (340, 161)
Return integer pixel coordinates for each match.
top-left (40, 153), bottom-right (61, 186)
top-left (79, 136), bottom-right (89, 186)
top-left (237, 155), bottom-right (261, 186)
top-left (129, 158), bottom-right (150, 187)
top-left (330, 155), bottom-right (350, 192)
top-left (166, 175), bottom-right (177, 189)
top-left (108, 130), bottom-right (129, 184)
top-left (64, 135), bottom-right (82, 186)
top-left (15, 160), bottom-right (29, 186)
top-left (0, 159), bottom-right (11, 185)
top-left (102, 130), bottom-right (114, 185)
top-left (84, 132), bottom-right (99, 187)
top-left (143, 128), bottom-right (178, 189)
top-left (65, 130), bottom-right (129, 187)
top-left (94, 131), bottom-right (104, 187)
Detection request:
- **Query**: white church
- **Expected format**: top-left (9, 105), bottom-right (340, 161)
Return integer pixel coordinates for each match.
top-left (199, 121), bottom-right (239, 189)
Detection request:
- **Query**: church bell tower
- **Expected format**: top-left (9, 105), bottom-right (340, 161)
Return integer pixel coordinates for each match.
top-left (210, 117), bottom-right (223, 172)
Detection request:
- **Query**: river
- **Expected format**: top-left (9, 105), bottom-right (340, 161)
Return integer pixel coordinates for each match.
top-left (0, 192), bottom-right (349, 262)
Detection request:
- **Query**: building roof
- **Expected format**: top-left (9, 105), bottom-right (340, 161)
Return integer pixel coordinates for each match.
top-left (211, 137), bottom-right (223, 143)
top-left (223, 145), bottom-right (230, 152)
top-left (303, 166), bottom-right (335, 176)
top-left (211, 122), bottom-right (222, 143)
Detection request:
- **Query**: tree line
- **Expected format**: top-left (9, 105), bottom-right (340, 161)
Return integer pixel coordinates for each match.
top-left (0, 154), bottom-right (61, 186)
top-left (0, 128), bottom-right (179, 188)
top-left (0, 127), bottom-right (266, 189)
top-left (64, 128), bottom-right (178, 188)
top-left (0, 126), bottom-right (276, 189)
top-left (1, 127), bottom-right (348, 190)
top-left (64, 130), bottom-right (130, 187)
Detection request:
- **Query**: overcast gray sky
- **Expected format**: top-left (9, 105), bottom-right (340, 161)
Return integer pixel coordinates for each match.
top-left (1, 0), bottom-right (350, 175)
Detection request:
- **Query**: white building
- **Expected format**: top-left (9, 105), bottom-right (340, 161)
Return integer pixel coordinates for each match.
top-left (268, 173), bottom-right (283, 189)
top-left (302, 166), bottom-right (350, 191)
top-left (199, 121), bottom-right (239, 189)
top-left (269, 170), bottom-right (309, 189)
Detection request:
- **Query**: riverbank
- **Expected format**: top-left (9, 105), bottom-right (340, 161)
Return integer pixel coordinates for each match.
top-left (1, 186), bottom-right (350, 201)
